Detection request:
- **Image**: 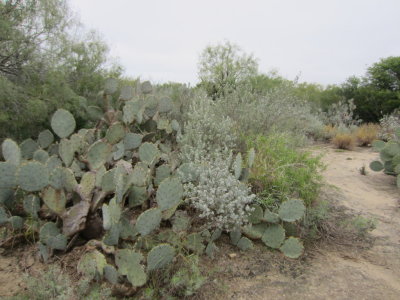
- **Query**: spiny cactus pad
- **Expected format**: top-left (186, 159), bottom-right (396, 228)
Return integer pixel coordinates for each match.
top-left (242, 223), bottom-right (268, 240)
top-left (115, 249), bottom-right (147, 287)
top-left (237, 237), bottom-right (254, 251)
top-left (20, 138), bottom-right (39, 159)
top-left (248, 204), bottom-right (263, 224)
top-left (39, 222), bottom-right (60, 244)
top-left (128, 186), bottom-right (148, 207)
top-left (156, 177), bottom-right (183, 211)
top-left (106, 123), bottom-right (125, 144)
top-left (0, 162), bottom-right (17, 189)
top-left (263, 209), bottom-right (281, 223)
top-left (138, 142), bottom-right (159, 165)
top-left (230, 230), bottom-right (242, 245)
top-left (155, 165), bottom-right (171, 186)
top-left (261, 224), bottom-right (285, 249)
top-left (278, 199), bottom-right (305, 222)
top-left (184, 233), bottom-right (205, 254)
top-left (104, 78), bottom-right (118, 94)
top-left (17, 162), bottom-right (49, 192)
top-left (104, 265), bottom-right (119, 284)
top-left (59, 139), bottom-right (74, 167)
top-left (38, 130), bottom-right (54, 149)
top-left (135, 208), bottom-right (162, 236)
top-left (78, 250), bottom-right (107, 279)
top-left (102, 198), bottom-right (121, 230)
top-left (123, 133), bottom-right (142, 150)
top-left (147, 244), bottom-right (175, 271)
top-left (171, 210), bottom-right (191, 233)
top-left (33, 149), bottom-right (49, 163)
top-left (2, 139), bottom-right (21, 165)
top-left (130, 163), bottom-right (150, 187)
top-left (42, 186), bottom-right (66, 215)
top-left (370, 161), bottom-right (384, 172)
top-left (280, 237), bottom-right (304, 258)
top-left (51, 109), bottom-right (76, 138)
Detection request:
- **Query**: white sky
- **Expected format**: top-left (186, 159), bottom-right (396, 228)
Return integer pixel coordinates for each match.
top-left (69, 0), bottom-right (400, 86)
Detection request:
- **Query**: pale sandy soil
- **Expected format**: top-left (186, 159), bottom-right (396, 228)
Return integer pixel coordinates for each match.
top-left (0, 145), bottom-right (399, 299)
top-left (201, 145), bottom-right (400, 300)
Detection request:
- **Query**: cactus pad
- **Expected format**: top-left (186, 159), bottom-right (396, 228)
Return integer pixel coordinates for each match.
top-left (9, 216), bottom-right (24, 229)
top-left (42, 186), bottom-right (66, 215)
top-left (230, 230), bottom-right (242, 245)
top-left (104, 265), bottom-right (119, 284)
top-left (124, 132), bottom-right (142, 150)
top-left (59, 139), bottom-right (74, 167)
top-left (130, 163), bottom-right (150, 187)
top-left (138, 142), bottom-right (159, 165)
top-left (20, 138), bottom-right (39, 159)
top-left (280, 237), bottom-right (304, 258)
top-left (184, 233), bottom-right (205, 254)
top-left (106, 123), bottom-right (125, 144)
top-left (263, 208), bottom-right (280, 223)
top-left (33, 149), bottom-right (49, 163)
top-left (39, 222), bottom-right (60, 244)
top-left (115, 249), bottom-right (147, 287)
top-left (248, 204), bottom-right (263, 224)
top-left (261, 224), bottom-right (285, 249)
top-left (102, 197), bottom-right (121, 230)
top-left (128, 185), bottom-right (148, 207)
top-left (156, 177), bottom-right (183, 211)
top-left (62, 168), bottom-right (78, 192)
top-left (51, 109), bottom-right (76, 138)
top-left (370, 160), bottom-right (384, 172)
top-left (120, 85), bottom-right (134, 101)
top-left (104, 78), bottom-right (118, 94)
top-left (2, 139), bottom-right (21, 165)
top-left (78, 250), bottom-right (107, 279)
top-left (38, 130), bottom-right (54, 148)
top-left (171, 210), bottom-right (191, 233)
top-left (47, 234), bottom-right (67, 250)
top-left (135, 208), bottom-right (162, 236)
top-left (237, 237), bottom-right (254, 251)
top-left (278, 199), bottom-right (305, 222)
top-left (147, 244), bottom-right (175, 271)
top-left (17, 162), bottom-right (49, 192)
top-left (158, 97), bottom-right (173, 113)
top-left (155, 164), bottom-right (171, 186)
top-left (0, 162), bottom-right (17, 189)
top-left (242, 223), bottom-right (268, 240)
top-left (87, 141), bottom-right (112, 170)
top-left (141, 81), bottom-right (153, 94)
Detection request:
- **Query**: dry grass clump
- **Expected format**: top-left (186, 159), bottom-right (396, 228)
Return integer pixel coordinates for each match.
top-left (332, 133), bottom-right (356, 150)
top-left (355, 123), bottom-right (380, 146)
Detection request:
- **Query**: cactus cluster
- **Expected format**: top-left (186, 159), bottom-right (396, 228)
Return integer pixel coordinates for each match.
top-left (240, 199), bottom-right (306, 258)
top-left (370, 133), bottom-right (400, 187)
top-left (0, 78), bottom-right (308, 293)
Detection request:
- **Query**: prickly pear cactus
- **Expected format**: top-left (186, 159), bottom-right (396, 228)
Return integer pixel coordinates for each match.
top-left (370, 137), bottom-right (400, 187)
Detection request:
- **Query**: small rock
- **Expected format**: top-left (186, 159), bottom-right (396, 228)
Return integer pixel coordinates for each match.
top-left (228, 253), bottom-right (237, 259)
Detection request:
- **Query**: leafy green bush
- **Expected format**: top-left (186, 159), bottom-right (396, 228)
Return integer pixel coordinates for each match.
top-left (246, 133), bottom-right (324, 207)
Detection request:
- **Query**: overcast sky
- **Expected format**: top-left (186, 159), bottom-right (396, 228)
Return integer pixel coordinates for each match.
top-left (69, 0), bottom-right (400, 86)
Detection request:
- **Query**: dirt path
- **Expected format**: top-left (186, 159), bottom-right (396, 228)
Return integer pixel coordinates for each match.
top-left (206, 145), bottom-right (400, 300)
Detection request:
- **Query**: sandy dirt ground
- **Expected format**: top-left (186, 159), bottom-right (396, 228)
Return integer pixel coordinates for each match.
top-left (0, 145), bottom-right (399, 299)
top-left (201, 145), bottom-right (400, 300)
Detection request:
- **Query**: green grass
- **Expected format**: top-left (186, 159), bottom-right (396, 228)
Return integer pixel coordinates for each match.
top-left (246, 133), bottom-right (325, 208)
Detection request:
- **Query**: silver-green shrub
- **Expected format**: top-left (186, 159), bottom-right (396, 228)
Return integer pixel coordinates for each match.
top-left (323, 99), bottom-right (361, 127)
top-left (184, 155), bottom-right (255, 231)
top-left (178, 92), bottom-right (237, 162)
top-left (378, 109), bottom-right (400, 141)
top-left (214, 83), bottom-right (325, 139)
